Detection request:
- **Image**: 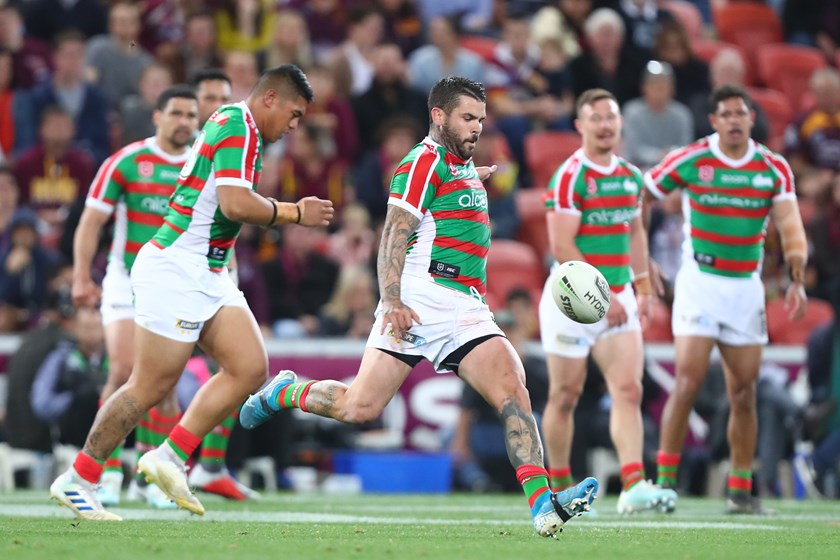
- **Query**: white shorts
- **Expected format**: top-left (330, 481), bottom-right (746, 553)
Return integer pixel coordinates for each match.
top-left (672, 263), bottom-right (767, 346)
top-left (100, 260), bottom-right (134, 326)
top-left (366, 275), bottom-right (504, 373)
top-left (130, 243), bottom-right (248, 343)
top-left (539, 275), bottom-right (640, 359)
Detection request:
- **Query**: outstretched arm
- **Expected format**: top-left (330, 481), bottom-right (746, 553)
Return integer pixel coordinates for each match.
top-left (377, 204), bottom-right (421, 339)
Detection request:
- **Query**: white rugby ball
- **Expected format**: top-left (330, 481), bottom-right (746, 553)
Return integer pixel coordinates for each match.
top-left (551, 261), bottom-right (611, 324)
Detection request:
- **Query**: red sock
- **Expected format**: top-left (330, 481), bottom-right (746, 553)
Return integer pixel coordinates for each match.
top-left (73, 452), bottom-right (105, 484)
top-left (164, 425), bottom-right (201, 463)
top-left (548, 467), bottom-right (574, 491)
top-left (620, 462), bottom-right (645, 491)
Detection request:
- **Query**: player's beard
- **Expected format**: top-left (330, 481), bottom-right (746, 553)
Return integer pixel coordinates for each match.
top-left (438, 121), bottom-right (477, 161)
top-left (170, 129), bottom-right (193, 149)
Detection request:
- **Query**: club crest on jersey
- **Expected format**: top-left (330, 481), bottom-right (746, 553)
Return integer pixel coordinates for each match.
top-left (449, 163), bottom-right (460, 176)
top-left (698, 165), bottom-right (714, 183)
top-left (587, 178), bottom-right (598, 195)
top-left (209, 111), bottom-right (229, 125)
top-left (139, 161), bottom-right (154, 178)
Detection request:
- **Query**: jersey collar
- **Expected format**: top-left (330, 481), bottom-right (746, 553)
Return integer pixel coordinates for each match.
top-left (576, 148), bottom-right (619, 175)
top-left (707, 133), bottom-right (755, 168)
top-left (423, 136), bottom-right (473, 166)
top-left (145, 137), bottom-right (190, 164)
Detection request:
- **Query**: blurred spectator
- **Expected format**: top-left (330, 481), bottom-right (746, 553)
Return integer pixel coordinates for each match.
top-left (0, 208), bottom-right (61, 332)
top-left (622, 61), bottom-right (693, 171)
top-left (259, 9), bottom-right (313, 71)
top-left (0, 47), bottom-right (35, 162)
top-left (0, 2), bottom-right (52, 89)
top-left (3, 285), bottom-right (76, 452)
top-left (120, 63), bottom-right (173, 145)
top-left (224, 50), bottom-right (259, 102)
top-left (29, 31), bottom-right (110, 165)
top-left (647, 190), bottom-right (683, 303)
top-left (318, 264), bottom-right (377, 338)
top-left (275, 123), bottom-right (349, 212)
top-left (191, 68), bottom-right (232, 126)
top-left (306, 65), bottom-right (358, 163)
top-left (408, 15), bottom-right (486, 93)
top-left (0, 165), bottom-right (19, 251)
top-left (613, 0), bottom-right (674, 57)
top-left (689, 48), bottom-right (769, 144)
top-left (568, 8), bottom-right (645, 107)
top-left (263, 225), bottom-right (339, 338)
top-left (471, 126), bottom-right (520, 239)
top-left (352, 43), bottom-right (428, 151)
top-left (233, 225), bottom-right (271, 336)
top-left (785, 68), bottom-right (840, 178)
top-left (807, 176), bottom-right (840, 300)
top-left (22, 0), bottom-right (107, 43)
top-left (531, 0), bottom-right (590, 60)
top-left (783, 0), bottom-right (840, 64)
top-left (137, 0), bottom-right (191, 57)
top-left (326, 203), bottom-right (377, 268)
top-left (215, 0), bottom-right (276, 54)
top-left (652, 20), bottom-right (709, 107)
top-left (12, 107), bottom-right (94, 235)
top-left (85, 1), bottom-right (153, 107)
top-left (293, 0), bottom-right (349, 60)
top-left (376, 0), bottom-right (423, 56)
top-left (416, 0), bottom-right (494, 36)
top-left (327, 5), bottom-right (384, 97)
top-left (351, 116), bottom-right (424, 223)
top-left (30, 306), bottom-right (106, 448)
top-left (505, 287), bottom-right (539, 340)
top-left (159, 11), bottom-right (224, 84)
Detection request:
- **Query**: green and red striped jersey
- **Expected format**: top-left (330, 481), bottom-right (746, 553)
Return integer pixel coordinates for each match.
top-left (545, 149), bottom-right (643, 288)
top-left (85, 137), bottom-right (189, 272)
top-left (150, 102), bottom-right (262, 271)
top-left (388, 137), bottom-right (490, 297)
top-left (644, 133), bottom-right (795, 278)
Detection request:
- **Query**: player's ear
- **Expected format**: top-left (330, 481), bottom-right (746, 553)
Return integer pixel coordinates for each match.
top-left (430, 106), bottom-right (446, 127)
top-left (152, 109), bottom-right (161, 127)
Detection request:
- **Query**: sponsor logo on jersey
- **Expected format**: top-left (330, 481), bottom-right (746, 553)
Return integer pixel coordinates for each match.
top-left (752, 174), bottom-right (774, 189)
top-left (176, 319), bottom-right (200, 330)
top-left (623, 179), bottom-right (637, 192)
top-left (158, 169), bottom-right (180, 181)
top-left (209, 112), bottom-right (228, 125)
top-left (429, 260), bottom-right (460, 279)
top-left (457, 190), bottom-right (488, 210)
top-left (139, 161), bottom-right (154, 178)
top-left (585, 208), bottom-right (637, 224)
top-left (697, 193), bottom-right (767, 209)
top-left (449, 163), bottom-right (460, 177)
top-left (140, 197), bottom-right (169, 215)
top-left (698, 165), bottom-right (714, 182)
top-left (207, 246), bottom-right (228, 262)
top-left (719, 173), bottom-right (750, 185)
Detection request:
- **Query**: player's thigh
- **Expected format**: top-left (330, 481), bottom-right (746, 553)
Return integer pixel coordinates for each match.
top-left (674, 335), bottom-right (716, 387)
top-left (458, 336), bottom-right (528, 414)
top-left (104, 319), bottom-right (134, 383)
top-left (545, 353), bottom-right (588, 400)
top-left (342, 347), bottom-right (414, 414)
top-left (718, 343), bottom-right (762, 389)
top-left (592, 329), bottom-right (643, 390)
top-left (128, 325), bottom-right (195, 398)
top-left (198, 305), bottom-right (268, 382)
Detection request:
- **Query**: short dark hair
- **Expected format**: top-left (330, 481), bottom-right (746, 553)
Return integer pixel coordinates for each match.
top-left (428, 76), bottom-right (486, 117)
top-left (190, 68), bottom-right (231, 88)
top-left (40, 105), bottom-right (71, 126)
top-left (0, 164), bottom-right (16, 183)
top-left (708, 84), bottom-right (753, 114)
top-left (253, 64), bottom-right (314, 103)
top-left (575, 88), bottom-right (617, 114)
top-left (53, 29), bottom-right (86, 49)
top-left (156, 85), bottom-right (198, 111)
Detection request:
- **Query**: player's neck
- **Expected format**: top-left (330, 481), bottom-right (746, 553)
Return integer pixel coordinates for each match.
top-left (156, 136), bottom-right (188, 156)
top-left (582, 146), bottom-right (613, 167)
top-left (718, 142), bottom-right (749, 160)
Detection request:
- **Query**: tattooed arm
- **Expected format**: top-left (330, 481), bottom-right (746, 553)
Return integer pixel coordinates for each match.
top-left (377, 204), bottom-right (422, 339)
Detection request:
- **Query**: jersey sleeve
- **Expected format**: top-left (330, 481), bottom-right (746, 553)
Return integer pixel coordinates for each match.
top-left (210, 112), bottom-right (261, 189)
top-left (767, 151), bottom-right (796, 202)
top-left (544, 158), bottom-right (583, 215)
top-left (643, 147), bottom-right (688, 199)
top-left (85, 152), bottom-right (127, 215)
top-left (628, 164), bottom-right (645, 217)
top-left (387, 147), bottom-right (442, 219)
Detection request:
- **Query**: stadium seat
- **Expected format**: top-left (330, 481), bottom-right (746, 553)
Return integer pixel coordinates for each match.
top-left (514, 187), bottom-right (551, 263)
top-left (766, 297), bottom-right (835, 345)
top-left (486, 239), bottom-right (547, 307)
top-left (460, 35), bottom-right (498, 63)
top-left (713, 3), bottom-right (783, 64)
top-left (691, 39), bottom-right (754, 85)
top-left (756, 43), bottom-right (827, 112)
top-left (524, 130), bottom-right (581, 190)
top-left (663, 0), bottom-right (704, 39)
top-left (746, 87), bottom-right (792, 152)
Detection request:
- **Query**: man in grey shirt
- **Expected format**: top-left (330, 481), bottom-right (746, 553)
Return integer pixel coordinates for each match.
top-left (622, 61), bottom-right (693, 171)
top-left (85, 1), bottom-right (152, 108)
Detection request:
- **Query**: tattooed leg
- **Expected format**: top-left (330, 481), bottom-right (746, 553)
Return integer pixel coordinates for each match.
top-left (83, 385), bottom-right (148, 461)
top-left (500, 397), bottom-right (545, 468)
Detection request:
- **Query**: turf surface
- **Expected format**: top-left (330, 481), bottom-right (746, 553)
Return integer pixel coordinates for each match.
top-left (2, 491), bottom-right (838, 560)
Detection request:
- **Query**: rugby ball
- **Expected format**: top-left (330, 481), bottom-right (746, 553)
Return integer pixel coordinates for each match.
top-left (551, 261), bottom-right (611, 324)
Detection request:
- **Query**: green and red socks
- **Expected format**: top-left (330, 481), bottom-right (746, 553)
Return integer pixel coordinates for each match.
top-left (199, 412), bottom-right (237, 471)
top-left (164, 425), bottom-right (202, 463)
top-left (103, 444), bottom-right (123, 476)
top-left (272, 380), bottom-right (316, 411)
top-left (728, 469), bottom-right (752, 496)
top-left (548, 467), bottom-right (574, 491)
top-left (620, 462), bottom-right (645, 492)
top-left (656, 450), bottom-right (680, 488)
top-left (516, 465), bottom-right (552, 515)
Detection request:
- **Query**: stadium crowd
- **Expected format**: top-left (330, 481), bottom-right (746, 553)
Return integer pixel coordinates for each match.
top-left (0, 0), bottom-right (838, 501)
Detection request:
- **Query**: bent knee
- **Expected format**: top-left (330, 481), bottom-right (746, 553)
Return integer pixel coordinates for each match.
top-left (729, 383), bottom-right (757, 412)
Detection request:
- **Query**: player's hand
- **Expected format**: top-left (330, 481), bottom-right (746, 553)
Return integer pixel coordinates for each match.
top-left (380, 299), bottom-right (421, 340)
top-left (605, 295), bottom-right (627, 328)
top-left (297, 196), bottom-right (334, 227)
top-left (785, 281), bottom-right (807, 321)
top-left (72, 275), bottom-right (101, 308)
top-left (649, 258), bottom-right (667, 298)
top-left (636, 293), bottom-right (653, 330)
top-left (476, 165), bottom-right (497, 182)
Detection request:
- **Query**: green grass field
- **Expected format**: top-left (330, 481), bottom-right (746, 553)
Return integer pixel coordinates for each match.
top-left (1, 491), bottom-right (838, 560)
